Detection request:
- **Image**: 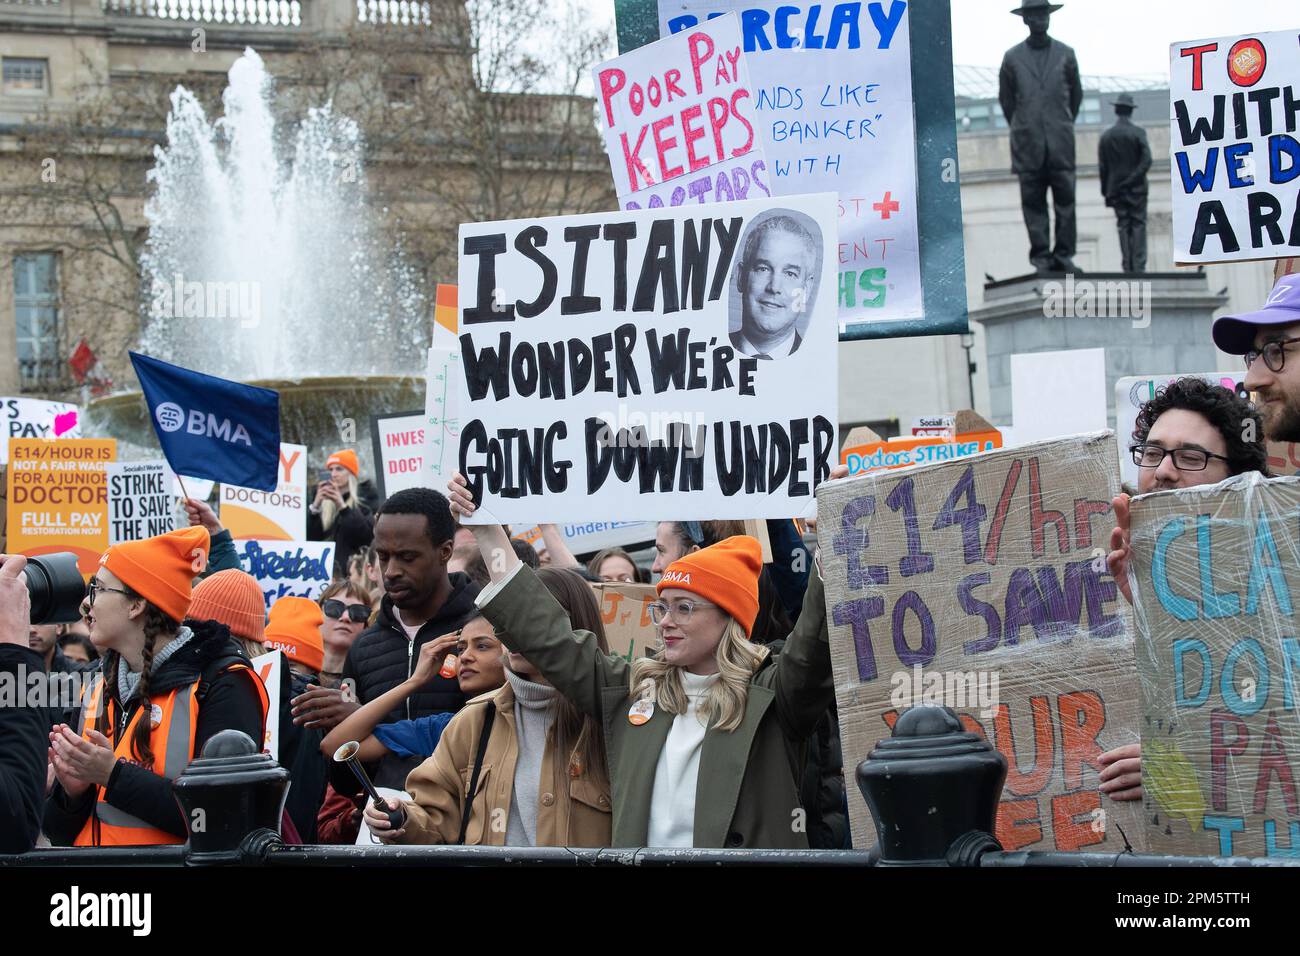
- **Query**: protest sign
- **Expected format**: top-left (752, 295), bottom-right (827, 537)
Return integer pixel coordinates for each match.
top-left (250, 650), bottom-right (283, 759)
top-left (434, 283), bottom-right (458, 346)
top-left (236, 539), bottom-right (333, 613)
top-left (840, 411), bottom-right (1001, 478)
top-left (658, 1), bottom-right (923, 329)
top-left (593, 582), bottom-right (661, 663)
top-left (6, 438), bottom-right (114, 575)
top-left (457, 193), bottom-right (838, 525)
top-left (1128, 472), bottom-right (1300, 857)
top-left (1115, 372), bottom-right (1300, 486)
top-left (509, 520), bottom-right (656, 559)
top-left (219, 443), bottom-right (307, 540)
top-left (595, 13), bottom-right (770, 213)
top-left (1170, 30), bottom-right (1300, 263)
top-left (0, 398), bottom-right (80, 464)
top-left (106, 461), bottom-right (176, 545)
top-left (422, 346), bottom-right (463, 496)
top-left (821, 431), bottom-right (1146, 852)
top-left (371, 412), bottom-right (425, 500)
top-left (1011, 349), bottom-right (1108, 445)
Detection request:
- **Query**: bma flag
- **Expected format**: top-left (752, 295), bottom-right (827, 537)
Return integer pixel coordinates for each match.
top-left (129, 351), bottom-right (280, 491)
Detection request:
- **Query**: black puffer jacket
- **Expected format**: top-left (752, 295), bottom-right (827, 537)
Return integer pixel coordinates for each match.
top-left (338, 573), bottom-right (480, 789)
top-left (42, 619), bottom-right (265, 846)
top-left (0, 646), bottom-right (47, 854)
top-left (308, 478), bottom-right (381, 577)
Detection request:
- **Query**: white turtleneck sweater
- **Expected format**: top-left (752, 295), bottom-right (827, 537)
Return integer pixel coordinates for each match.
top-left (503, 668), bottom-right (558, 847)
top-left (647, 670), bottom-right (718, 848)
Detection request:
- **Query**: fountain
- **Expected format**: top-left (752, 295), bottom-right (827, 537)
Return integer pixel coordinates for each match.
top-left (89, 48), bottom-right (429, 477)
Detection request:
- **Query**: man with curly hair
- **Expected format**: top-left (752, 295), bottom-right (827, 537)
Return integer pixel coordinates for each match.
top-left (1099, 377), bottom-right (1267, 805)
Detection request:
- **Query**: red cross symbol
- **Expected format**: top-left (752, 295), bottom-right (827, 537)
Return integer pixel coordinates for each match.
top-left (873, 191), bottom-right (900, 219)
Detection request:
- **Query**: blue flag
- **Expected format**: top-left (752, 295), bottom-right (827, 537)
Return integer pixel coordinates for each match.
top-left (129, 352), bottom-right (280, 492)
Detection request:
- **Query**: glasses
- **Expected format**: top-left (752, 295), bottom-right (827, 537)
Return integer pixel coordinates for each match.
top-left (85, 578), bottom-right (130, 608)
top-left (647, 598), bottom-right (717, 625)
top-left (322, 599), bottom-right (370, 623)
top-left (1244, 337), bottom-right (1300, 373)
top-left (1130, 443), bottom-right (1231, 472)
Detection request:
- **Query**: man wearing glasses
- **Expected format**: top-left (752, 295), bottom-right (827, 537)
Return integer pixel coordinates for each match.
top-left (1100, 376), bottom-right (1267, 805)
top-left (1211, 273), bottom-right (1300, 444)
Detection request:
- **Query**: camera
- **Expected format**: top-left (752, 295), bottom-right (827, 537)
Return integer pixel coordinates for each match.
top-left (24, 552), bottom-right (88, 625)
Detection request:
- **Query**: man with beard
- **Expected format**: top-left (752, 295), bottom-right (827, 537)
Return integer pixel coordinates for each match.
top-left (1212, 274), bottom-right (1300, 444)
top-left (1101, 376), bottom-right (1268, 804)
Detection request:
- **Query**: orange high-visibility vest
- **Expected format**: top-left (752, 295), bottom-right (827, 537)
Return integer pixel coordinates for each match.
top-left (73, 662), bottom-right (268, 847)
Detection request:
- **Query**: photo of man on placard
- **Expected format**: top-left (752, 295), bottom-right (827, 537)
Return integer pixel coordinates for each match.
top-left (729, 210), bottom-right (823, 361)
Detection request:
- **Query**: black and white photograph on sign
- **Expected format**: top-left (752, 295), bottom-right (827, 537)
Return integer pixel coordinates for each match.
top-left (728, 209), bottom-right (824, 362)
top-left (456, 193), bottom-right (839, 526)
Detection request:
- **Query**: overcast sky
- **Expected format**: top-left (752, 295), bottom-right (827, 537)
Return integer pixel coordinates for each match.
top-left (578, 0), bottom-right (1298, 78)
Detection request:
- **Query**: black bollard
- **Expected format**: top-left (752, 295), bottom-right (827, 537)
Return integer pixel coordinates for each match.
top-left (856, 706), bottom-right (1007, 866)
top-left (172, 729), bottom-right (290, 865)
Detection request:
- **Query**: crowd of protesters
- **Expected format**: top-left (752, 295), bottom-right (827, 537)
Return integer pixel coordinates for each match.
top-left (1, 278), bottom-right (1299, 854)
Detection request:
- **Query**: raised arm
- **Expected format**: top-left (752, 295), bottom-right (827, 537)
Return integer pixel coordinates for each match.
top-left (447, 475), bottom-right (628, 718)
top-left (758, 558), bottom-right (834, 740)
top-left (538, 524), bottom-right (581, 569)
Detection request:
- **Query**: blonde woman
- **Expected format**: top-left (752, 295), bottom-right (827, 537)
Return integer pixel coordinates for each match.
top-left (308, 449), bottom-right (379, 579)
top-left (445, 470), bottom-right (842, 849)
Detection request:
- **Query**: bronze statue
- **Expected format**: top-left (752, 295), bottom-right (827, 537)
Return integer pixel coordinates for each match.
top-left (1099, 93), bottom-right (1152, 273)
top-left (998, 0), bottom-right (1083, 274)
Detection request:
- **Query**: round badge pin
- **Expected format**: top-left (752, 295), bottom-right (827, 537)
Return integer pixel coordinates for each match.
top-left (150, 704), bottom-right (164, 729)
top-left (1227, 38), bottom-right (1266, 88)
top-left (628, 698), bottom-right (654, 726)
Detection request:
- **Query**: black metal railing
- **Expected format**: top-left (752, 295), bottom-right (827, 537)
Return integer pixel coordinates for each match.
top-left (3, 708), bottom-right (1296, 868)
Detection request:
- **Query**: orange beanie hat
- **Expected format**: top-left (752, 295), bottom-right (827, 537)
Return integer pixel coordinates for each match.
top-left (657, 535), bottom-right (762, 637)
top-left (326, 449), bottom-right (359, 477)
top-left (263, 597), bottom-right (324, 672)
top-left (190, 569), bottom-right (266, 644)
top-left (99, 526), bottom-right (210, 624)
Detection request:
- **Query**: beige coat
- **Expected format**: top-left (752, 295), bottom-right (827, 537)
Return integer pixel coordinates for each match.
top-left (397, 681), bottom-right (612, 847)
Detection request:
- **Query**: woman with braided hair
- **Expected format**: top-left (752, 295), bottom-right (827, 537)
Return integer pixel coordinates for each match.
top-left (43, 527), bottom-right (268, 847)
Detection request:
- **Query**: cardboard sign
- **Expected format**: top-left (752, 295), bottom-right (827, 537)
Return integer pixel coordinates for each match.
top-left (6, 438), bottom-right (115, 575)
top-left (106, 461), bottom-right (177, 545)
top-left (457, 193), bottom-right (838, 524)
top-left (0, 398), bottom-right (80, 463)
top-left (660, 2), bottom-right (923, 329)
top-left (1171, 30), bottom-right (1300, 264)
top-left (593, 582), bottom-right (661, 663)
top-left (595, 13), bottom-right (770, 212)
top-left (820, 432), bottom-right (1147, 853)
top-left (840, 411), bottom-right (1001, 477)
top-left (1128, 473), bottom-right (1300, 858)
top-left (250, 649), bottom-right (282, 759)
top-left (371, 412), bottom-right (426, 499)
top-left (220, 443), bottom-right (307, 540)
top-left (236, 539), bottom-right (333, 613)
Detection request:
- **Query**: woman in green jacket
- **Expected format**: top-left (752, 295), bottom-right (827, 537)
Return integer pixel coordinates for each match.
top-left (446, 472), bottom-right (840, 849)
